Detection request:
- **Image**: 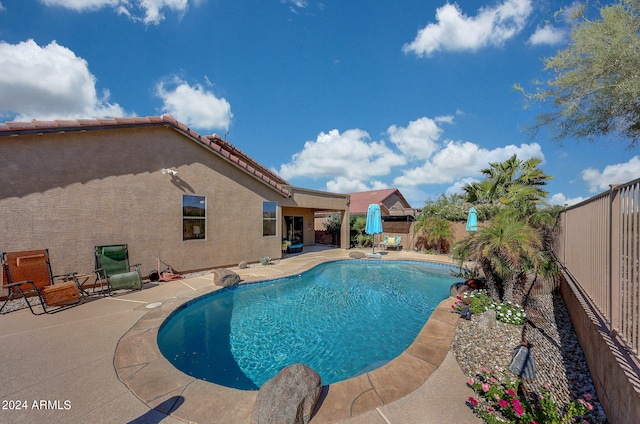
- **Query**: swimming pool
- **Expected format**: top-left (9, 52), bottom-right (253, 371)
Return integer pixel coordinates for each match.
top-left (157, 260), bottom-right (457, 390)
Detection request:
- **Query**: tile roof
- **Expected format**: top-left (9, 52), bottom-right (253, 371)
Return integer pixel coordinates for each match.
top-left (0, 115), bottom-right (292, 197)
top-left (348, 188), bottom-right (402, 214)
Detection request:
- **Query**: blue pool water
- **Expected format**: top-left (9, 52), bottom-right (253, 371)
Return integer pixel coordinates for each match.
top-left (157, 260), bottom-right (457, 390)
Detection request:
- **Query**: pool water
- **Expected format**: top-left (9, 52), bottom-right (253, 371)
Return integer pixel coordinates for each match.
top-left (157, 260), bottom-right (457, 390)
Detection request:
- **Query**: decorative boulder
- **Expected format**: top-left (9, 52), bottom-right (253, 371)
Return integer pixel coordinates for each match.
top-left (238, 261), bottom-right (248, 269)
top-left (212, 268), bottom-right (241, 287)
top-left (450, 282), bottom-right (471, 297)
top-left (250, 364), bottom-right (321, 424)
top-left (477, 309), bottom-right (497, 329)
top-left (349, 251), bottom-right (366, 259)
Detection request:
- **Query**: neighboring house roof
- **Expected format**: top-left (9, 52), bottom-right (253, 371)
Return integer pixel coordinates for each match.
top-left (0, 115), bottom-right (292, 197)
top-left (348, 188), bottom-right (411, 215)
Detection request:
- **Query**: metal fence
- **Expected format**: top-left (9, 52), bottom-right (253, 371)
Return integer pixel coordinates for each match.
top-left (552, 178), bottom-right (640, 357)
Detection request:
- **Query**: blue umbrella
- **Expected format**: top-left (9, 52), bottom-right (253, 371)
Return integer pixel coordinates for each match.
top-left (365, 204), bottom-right (383, 253)
top-left (466, 207), bottom-right (478, 232)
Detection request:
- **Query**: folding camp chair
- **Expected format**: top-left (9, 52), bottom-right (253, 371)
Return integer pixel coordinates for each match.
top-left (148, 258), bottom-right (182, 283)
top-left (94, 244), bottom-right (142, 294)
top-left (1, 249), bottom-right (82, 315)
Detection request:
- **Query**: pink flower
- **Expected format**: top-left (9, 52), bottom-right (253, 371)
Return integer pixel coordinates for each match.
top-left (486, 407), bottom-right (494, 413)
top-left (468, 397), bottom-right (478, 407)
top-left (544, 384), bottom-right (551, 390)
top-left (512, 399), bottom-right (524, 417)
top-left (494, 393), bottom-right (500, 400)
top-left (489, 377), bottom-right (497, 383)
top-left (467, 378), bottom-right (474, 386)
top-left (579, 399), bottom-right (594, 410)
top-left (506, 388), bottom-right (516, 397)
top-left (498, 399), bottom-right (509, 409)
top-left (584, 393), bottom-right (593, 401)
top-left (482, 383), bottom-right (491, 392)
top-left (480, 366), bottom-right (490, 373)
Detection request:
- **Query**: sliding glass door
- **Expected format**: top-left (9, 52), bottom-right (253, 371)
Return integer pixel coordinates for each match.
top-left (284, 216), bottom-right (304, 244)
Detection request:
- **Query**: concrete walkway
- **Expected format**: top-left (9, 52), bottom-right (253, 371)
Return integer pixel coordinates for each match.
top-left (0, 247), bottom-right (480, 424)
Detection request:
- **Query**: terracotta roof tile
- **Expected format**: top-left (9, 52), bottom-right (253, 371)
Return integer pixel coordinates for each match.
top-left (348, 188), bottom-right (402, 214)
top-left (0, 115), bottom-right (292, 197)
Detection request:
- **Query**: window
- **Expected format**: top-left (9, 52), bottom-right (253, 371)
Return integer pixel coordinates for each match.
top-left (183, 195), bottom-right (206, 241)
top-left (263, 201), bottom-right (277, 236)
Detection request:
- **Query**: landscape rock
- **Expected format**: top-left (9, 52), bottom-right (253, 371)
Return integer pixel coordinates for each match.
top-left (349, 251), bottom-right (366, 259)
top-left (250, 363), bottom-right (321, 424)
top-left (238, 261), bottom-right (248, 269)
top-left (450, 282), bottom-right (471, 297)
top-left (212, 268), bottom-right (241, 287)
top-left (477, 309), bottom-right (497, 329)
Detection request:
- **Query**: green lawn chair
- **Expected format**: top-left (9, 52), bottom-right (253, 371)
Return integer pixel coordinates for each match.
top-left (94, 244), bottom-right (142, 294)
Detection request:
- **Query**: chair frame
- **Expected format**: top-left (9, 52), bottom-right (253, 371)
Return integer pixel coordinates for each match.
top-left (1, 249), bottom-right (82, 315)
top-left (94, 244), bottom-right (143, 295)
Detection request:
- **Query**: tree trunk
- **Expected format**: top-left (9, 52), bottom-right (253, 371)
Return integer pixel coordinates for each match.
top-left (503, 272), bottom-right (527, 305)
top-left (481, 258), bottom-right (500, 301)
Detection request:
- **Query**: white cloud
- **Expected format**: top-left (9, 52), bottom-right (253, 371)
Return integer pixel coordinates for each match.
top-left (394, 141), bottom-right (544, 186)
top-left (0, 2), bottom-right (6, 12)
top-left (283, 0), bottom-right (308, 9)
top-left (156, 77), bottom-right (232, 131)
top-left (40, 0), bottom-right (194, 25)
top-left (277, 128), bottom-right (406, 184)
top-left (581, 156), bottom-right (640, 193)
top-left (403, 0), bottom-right (532, 57)
top-left (387, 116), bottom-right (447, 160)
top-left (528, 24), bottom-right (566, 45)
top-left (549, 193), bottom-right (585, 206)
top-left (445, 177), bottom-right (480, 195)
top-left (326, 177), bottom-right (387, 194)
top-left (0, 39), bottom-right (126, 121)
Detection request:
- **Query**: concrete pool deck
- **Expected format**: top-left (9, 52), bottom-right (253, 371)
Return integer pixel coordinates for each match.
top-left (0, 247), bottom-right (481, 423)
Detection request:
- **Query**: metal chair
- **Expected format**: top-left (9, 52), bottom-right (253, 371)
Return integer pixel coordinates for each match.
top-left (1, 249), bottom-right (82, 315)
top-left (94, 244), bottom-right (142, 294)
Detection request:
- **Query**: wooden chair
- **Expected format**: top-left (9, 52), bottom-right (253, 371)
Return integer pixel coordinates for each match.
top-left (1, 249), bottom-right (82, 315)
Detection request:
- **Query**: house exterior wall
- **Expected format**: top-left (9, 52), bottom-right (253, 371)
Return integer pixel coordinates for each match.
top-left (381, 192), bottom-right (409, 211)
top-left (0, 126), bottom-right (339, 278)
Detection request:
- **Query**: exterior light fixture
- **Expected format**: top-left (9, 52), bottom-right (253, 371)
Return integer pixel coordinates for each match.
top-left (161, 168), bottom-right (178, 176)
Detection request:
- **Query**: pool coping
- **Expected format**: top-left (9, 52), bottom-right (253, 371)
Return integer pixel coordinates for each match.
top-left (113, 258), bottom-right (461, 423)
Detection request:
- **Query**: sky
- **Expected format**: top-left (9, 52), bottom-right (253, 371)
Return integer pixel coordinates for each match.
top-left (0, 0), bottom-right (638, 208)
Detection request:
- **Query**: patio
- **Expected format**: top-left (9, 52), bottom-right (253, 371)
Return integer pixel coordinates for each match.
top-left (0, 247), bottom-right (479, 424)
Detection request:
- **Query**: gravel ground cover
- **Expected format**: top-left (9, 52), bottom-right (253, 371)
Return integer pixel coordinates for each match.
top-left (451, 290), bottom-right (608, 423)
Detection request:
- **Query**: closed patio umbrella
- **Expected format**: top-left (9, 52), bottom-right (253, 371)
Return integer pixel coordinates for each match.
top-left (466, 207), bottom-right (478, 232)
top-left (365, 203), bottom-right (383, 253)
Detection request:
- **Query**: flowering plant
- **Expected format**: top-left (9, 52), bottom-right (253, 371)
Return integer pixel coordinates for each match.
top-left (467, 367), bottom-right (592, 423)
top-left (452, 289), bottom-right (495, 315)
top-left (488, 301), bottom-right (527, 325)
top-left (452, 290), bottom-right (527, 325)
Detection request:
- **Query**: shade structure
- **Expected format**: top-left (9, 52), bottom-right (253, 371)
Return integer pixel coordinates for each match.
top-left (365, 203), bottom-right (383, 253)
top-left (466, 207), bottom-right (478, 232)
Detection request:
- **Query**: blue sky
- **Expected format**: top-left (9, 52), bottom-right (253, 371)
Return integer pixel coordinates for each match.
top-left (0, 0), bottom-right (638, 208)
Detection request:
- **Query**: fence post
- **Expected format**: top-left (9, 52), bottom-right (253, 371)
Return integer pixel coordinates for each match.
top-left (609, 184), bottom-right (621, 332)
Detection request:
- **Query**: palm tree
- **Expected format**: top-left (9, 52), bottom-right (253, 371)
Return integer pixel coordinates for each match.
top-left (453, 212), bottom-right (543, 305)
top-left (456, 154), bottom-right (561, 304)
top-left (414, 215), bottom-right (454, 254)
top-left (463, 155), bottom-right (551, 215)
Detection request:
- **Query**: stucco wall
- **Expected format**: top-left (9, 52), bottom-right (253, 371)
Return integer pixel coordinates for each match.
top-left (561, 276), bottom-right (640, 423)
top-left (1, 126), bottom-right (341, 277)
